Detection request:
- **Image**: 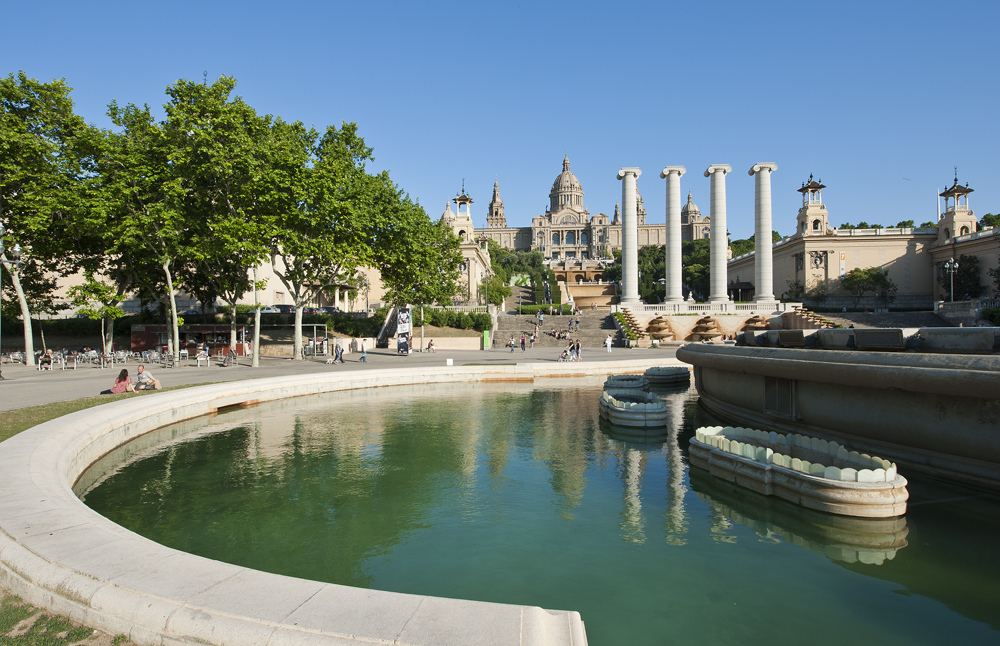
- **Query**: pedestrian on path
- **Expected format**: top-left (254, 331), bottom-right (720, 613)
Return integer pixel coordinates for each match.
top-left (575, 340), bottom-right (582, 361)
top-left (605, 335), bottom-right (613, 353)
top-left (510, 335), bottom-right (516, 353)
top-left (520, 333), bottom-right (526, 352)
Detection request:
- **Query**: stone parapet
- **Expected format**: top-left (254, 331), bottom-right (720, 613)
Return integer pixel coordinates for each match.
top-left (0, 359), bottom-right (682, 646)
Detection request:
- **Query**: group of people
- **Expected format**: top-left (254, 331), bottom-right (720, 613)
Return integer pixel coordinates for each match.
top-left (330, 342), bottom-right (367, 364)
top-left (108, 364), bottom-right (161, 394)
top-left (508, 333), bottom-right (536, 352)
top-left (560, 339), bottom-right (583, 362)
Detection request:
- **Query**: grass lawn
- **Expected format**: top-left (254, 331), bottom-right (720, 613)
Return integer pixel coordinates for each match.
top-left (0, 384), bottom-right (214, 443)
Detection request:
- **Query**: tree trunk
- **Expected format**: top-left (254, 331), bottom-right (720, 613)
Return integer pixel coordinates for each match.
top-left (229, 301), bottom-right (238, 351)
top-left (293, 305), bottom-right (303, 360)
top-left (252, 267), bottom-right (260, 368)
top-left (163, 263), bottom-right (181, 363)
top-left (9, 270), bottom-right (35, 366)
top-left (103, 315), bottom-right (115, 354)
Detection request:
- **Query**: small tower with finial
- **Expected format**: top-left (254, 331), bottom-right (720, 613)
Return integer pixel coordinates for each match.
top-left (795, 174), bottom-right (830, 237)
top-left (936, 170), bottom-right (976, 245)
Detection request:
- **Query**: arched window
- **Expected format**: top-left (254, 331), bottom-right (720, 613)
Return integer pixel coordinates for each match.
top-left (812, 220), bottom-right (821, 232)
top-left (552, 233), bottom-right (560, 246)
top-left (960, 226), bottom-right (970, 236)
top-left (944, 228), bottom-right (951, 239)
top-left (566, 232), bottom-right (576, 245)
top-left (581, 232), bottom-right (589, 245)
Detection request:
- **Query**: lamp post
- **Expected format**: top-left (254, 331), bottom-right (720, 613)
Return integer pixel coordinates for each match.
top-left (944, 257), bottom-right (959, 302)
top-left (0, 223), bottom-right (25, 381)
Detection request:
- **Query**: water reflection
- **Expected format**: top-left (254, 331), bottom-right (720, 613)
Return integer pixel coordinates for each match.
top-left (80, 380), bottom-right (999, 646)
top-left (688, 467), bottom-right (909, 565)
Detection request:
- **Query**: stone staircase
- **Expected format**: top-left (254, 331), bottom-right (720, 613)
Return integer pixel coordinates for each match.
top-left (493, 310), bottom-right (619, 349)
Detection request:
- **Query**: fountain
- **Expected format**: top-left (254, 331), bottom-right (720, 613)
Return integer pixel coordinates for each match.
top-left (687, 316), bottom-right (723, 342)
top-left (690, 425), bottom-right (908, 518)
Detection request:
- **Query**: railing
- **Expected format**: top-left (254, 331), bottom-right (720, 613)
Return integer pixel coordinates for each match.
top-left (611, 301), bottom-right (798, 315)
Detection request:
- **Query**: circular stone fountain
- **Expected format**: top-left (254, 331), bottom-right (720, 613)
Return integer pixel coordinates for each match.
top-left (603, 374), bottom-right (650, 390)
top-left (598, 388), bottom-right (669, 427)
top-left (644, 365), bottom-right (691, 385)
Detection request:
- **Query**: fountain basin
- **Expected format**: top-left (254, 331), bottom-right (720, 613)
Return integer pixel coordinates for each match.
top-left (603, 374), bottom-right (650, 390)
top-left (598, 389), bottom-right (668, 427)
top-left (644, 366), bottom-right (690, 385)
top-left (690, 426), bottom-right (908, 518)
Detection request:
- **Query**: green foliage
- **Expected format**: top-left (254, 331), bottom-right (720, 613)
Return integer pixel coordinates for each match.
top-left (840, 266), bottom-right (898, 308)
top-left (785, 279), bottom-right (804, 300)
top-left (516, 304), bottom-right (572, 315)
top-left (982, 307), bottom-right (1000, 325)
top-left (987, 255), bottom-right (1000, 296)
top-left (895, 220), bottom-right (915, 228)
top-left (409, 308), bottom-right (492, 332)
top-left (613, 312), bottom-right (638, 341)
top-left (377, 204), bottom-right (463, 307)
top-left (919, 221), bottom-right (938, 228)
top-left (729, 238), bottom-right (754, 257)
top-left (939, 254), bottom-right (984, 299)
top-left (979, 213), bottom-right (1000, 230)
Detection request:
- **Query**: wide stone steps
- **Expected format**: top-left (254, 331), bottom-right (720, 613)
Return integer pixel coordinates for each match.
top-left (494, 312), bottom-right (618, 348)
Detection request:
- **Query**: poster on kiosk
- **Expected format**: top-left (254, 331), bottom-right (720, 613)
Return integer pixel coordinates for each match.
top-left (396, 307), bottom-right (412, 354)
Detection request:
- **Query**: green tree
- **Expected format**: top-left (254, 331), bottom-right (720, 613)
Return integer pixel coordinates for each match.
top-left (841, 267), bottom-right (897, 308)
top-left (377, 193), bottom-right (463, 308)
top-left (99, 97), bottom-right (191, 362)
top-left (269, 122), bottom-right (386, 360)
top-left (919, 221), bottom-right (939, 228)
top-left (987, 255), bottom-right (1000, 296)
top-left (978, 213), bottom-right (1000, 230)
top-left (1, 72), bottom-right (92, 365)
top-left (479, 274), bottom-right (510, 306)
top-left (165, 78), bottom-right (296, 363)
top-left (938, 254), bottom-right (984, 300)
top-left (68, 275), bottom-right (125, 353)
top-left (895, 220), bottom-right (915, 228)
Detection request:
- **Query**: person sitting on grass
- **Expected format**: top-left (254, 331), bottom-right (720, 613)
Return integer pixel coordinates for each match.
top-left (109, 369), bottom-right (135, 394)
top-left (134, 364), bottom-right (161, 390)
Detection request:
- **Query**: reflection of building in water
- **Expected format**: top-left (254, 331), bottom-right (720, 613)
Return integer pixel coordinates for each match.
top-left (689, 468), bottom-right (908, 565)
top-left (619, 447), bottom-right (647, 544)
top-left (531, 387), bottom-right (605, 520)
top-left (661, 390), bottom-right (689, 545)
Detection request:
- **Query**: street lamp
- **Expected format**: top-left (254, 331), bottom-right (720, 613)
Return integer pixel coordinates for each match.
top-left (944, 257), bottom-right (959, 302)
top-left (0, 223), bottom-right (25, 381)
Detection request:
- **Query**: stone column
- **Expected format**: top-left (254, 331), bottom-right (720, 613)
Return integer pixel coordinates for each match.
top-left (749, 163), bottom-right (778, 302)
top-left (660, 166), bottom-right (686, 303)
top-left (617, 167), bottom-right (642, 305)
top-left (703, 164), bottom-right (732, 303)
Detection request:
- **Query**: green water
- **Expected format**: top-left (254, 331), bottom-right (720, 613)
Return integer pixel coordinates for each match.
top-left (81, 381), bottom-right (1000, 645)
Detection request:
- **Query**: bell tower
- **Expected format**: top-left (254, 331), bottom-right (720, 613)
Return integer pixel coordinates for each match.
top-left (487, 180), bottom-right (506, 228)
top-left (936, 173), bottom-right (976, 245)
top-left (795, 174), bottom-right (830, 237)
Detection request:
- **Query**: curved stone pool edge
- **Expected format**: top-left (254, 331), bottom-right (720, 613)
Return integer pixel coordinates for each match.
top-left (0, 359), bottom-right (682, 646)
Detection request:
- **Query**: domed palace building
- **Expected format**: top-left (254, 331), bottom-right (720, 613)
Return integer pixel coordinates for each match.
top-left (469, 156), bottom-right (685, 283)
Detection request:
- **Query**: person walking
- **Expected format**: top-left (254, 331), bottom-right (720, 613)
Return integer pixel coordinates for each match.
top-left (568, 340), bottom-right (576, 362)
top-left (529, 334), bottom-right (535, 349)
top-left (605, 334), bottom-right (613, 353)
top-left (509, 335), bottom-right (516, 353)
top-left (520, 333), bottom-right (526, 352)
top-left (575, 339), bottom-right (582, 362)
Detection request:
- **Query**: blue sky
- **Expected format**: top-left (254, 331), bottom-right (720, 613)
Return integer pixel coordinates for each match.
top-left (5, 1), bottom-right (998, 239)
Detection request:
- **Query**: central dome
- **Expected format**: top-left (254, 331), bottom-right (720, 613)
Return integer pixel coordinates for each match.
top-left (549, 155), bottom-right (584, 212)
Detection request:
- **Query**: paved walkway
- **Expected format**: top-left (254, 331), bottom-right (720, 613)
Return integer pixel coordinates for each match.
top-left (0, 346), bottom-right (680, 411)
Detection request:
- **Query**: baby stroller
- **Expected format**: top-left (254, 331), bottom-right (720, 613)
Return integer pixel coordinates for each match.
top-left (558, 349), bottom-right (569, 362)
